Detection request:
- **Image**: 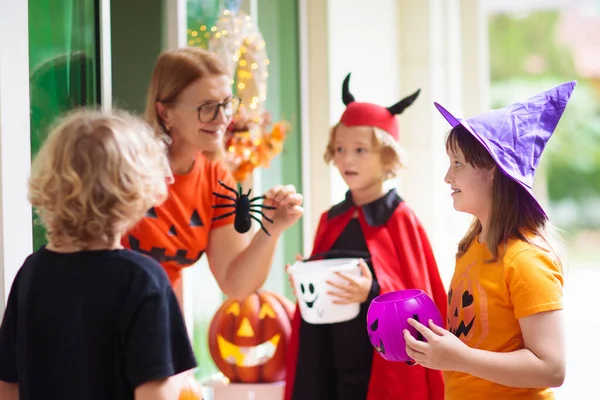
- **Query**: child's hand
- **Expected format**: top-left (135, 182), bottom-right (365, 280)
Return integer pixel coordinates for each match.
top-left (285, 253), bottom-right (304, 297)
top-left (404, 317), bottom-right (471, 371)
top-left (326, 259), bottom-right (373, 304)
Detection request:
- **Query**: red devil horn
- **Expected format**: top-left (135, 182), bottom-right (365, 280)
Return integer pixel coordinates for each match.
top-left (342, 73), bottom-right (355, 105)
top-left (387, 89), bottom-right (421, 115)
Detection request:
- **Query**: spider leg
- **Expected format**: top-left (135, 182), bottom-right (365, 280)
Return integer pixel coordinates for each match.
top-left (249, 209), bottom-right (274, 224)
top-left (212, 191), bottom-right (237, 202)
top-left (212, 204), bottom-right (236, 209)
top-left (249, 204), bottom-right (277, 210)
top-left (212, 211), bottom-right (236, 221)
top-left (217, 180), bottom-right (240, 198)
top-left (248, 195), bottom-right (266, 203)
top-left (250, 214), bottom-right (271, 236)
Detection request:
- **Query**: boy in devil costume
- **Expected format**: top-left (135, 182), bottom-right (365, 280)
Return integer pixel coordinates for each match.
top-left (284, 73), bottom-right (447, 400)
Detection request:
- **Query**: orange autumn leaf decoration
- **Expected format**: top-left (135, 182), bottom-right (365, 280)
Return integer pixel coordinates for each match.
top-left (223, 107), bottom-right (289, 182)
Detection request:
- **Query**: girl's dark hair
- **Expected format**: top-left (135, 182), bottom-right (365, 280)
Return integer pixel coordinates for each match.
top-left (446, 125), bottom-right (561, 262)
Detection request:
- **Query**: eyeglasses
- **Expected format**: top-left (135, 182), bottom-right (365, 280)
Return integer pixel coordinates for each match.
top-left (194, 97), bottom-right (240, 122)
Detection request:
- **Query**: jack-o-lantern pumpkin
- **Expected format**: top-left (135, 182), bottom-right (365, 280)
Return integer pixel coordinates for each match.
top-left (208, 290), bottom-right (295, 383)
top-left (447, 262), bottom-right (489, 347)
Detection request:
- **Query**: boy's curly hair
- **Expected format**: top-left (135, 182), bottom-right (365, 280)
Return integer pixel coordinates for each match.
top-left (29, 108), bottom-right (172, 249)
top-left (323, 123), bottom-right (407, 179)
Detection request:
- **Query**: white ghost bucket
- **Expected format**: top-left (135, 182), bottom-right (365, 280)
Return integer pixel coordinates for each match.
top-left (287, 258), bottom-right (362, 324)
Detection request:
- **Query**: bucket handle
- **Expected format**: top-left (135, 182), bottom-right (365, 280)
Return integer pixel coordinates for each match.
top-left (302, 250), bottom-right (371, 263)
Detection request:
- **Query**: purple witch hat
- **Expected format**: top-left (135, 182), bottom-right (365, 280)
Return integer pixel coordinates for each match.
top-left (434, 81), bottom-right (576, 217)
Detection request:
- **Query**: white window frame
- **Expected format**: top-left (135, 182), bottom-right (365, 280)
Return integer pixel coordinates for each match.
top-left (0, 0), bottom-right (33, 315)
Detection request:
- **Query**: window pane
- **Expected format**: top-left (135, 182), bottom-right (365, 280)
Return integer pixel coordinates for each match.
top-left (28, 0), bottom-right (100, 249)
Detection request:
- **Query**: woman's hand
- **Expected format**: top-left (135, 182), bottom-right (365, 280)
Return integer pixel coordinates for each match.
top-left (404, 317), bottom-right (471, 371)
top-left (263, 185), bottom-right (304, 236)
top-left (326, 259), bottom-right (373, 304)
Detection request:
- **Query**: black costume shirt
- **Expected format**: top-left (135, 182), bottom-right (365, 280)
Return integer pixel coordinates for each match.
top-left (0, 247), bottom-right (197, 400)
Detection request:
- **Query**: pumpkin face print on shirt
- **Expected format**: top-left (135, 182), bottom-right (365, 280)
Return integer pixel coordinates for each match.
top-left (447, 261), bottom-right (489, 348)
top-left (127, 205), bottom-right (206, 266)
top-left (122, 155), bottom-right (236, 285)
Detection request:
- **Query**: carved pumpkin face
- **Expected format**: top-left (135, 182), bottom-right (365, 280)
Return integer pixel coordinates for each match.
top-left (208, 291), bottom-right (295, 383)
top-left (368, 317), bottom-right (385, 355)
top-left (447, 262), bottom-right (489, 347)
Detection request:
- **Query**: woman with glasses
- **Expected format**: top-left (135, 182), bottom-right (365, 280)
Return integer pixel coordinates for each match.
top-left (122, 47), bottom-right (304, 305)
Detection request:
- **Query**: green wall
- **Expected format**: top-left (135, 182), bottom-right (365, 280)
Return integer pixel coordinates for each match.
top-left (258, 0), bottom-right (303, 299)
top-left (111, 0), bottom-right (164, 113)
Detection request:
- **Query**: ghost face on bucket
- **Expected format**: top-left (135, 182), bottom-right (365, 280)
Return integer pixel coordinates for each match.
top-left (297, 278), bottom-right (324, 318)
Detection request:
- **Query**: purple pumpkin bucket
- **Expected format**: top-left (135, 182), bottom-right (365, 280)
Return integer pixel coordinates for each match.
top-left (366, 289), bottom-right (443, 362)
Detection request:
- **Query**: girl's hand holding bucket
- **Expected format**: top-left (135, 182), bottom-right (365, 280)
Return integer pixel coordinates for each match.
top-left (404, 316), bottom-right (470, 371)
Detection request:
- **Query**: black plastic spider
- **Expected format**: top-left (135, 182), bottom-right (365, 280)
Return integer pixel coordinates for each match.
top-left (212, 180), bottom-right (277, 236)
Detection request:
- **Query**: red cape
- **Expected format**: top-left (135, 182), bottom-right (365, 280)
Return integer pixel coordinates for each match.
top-left (284, 200), bottom-right (447, 400)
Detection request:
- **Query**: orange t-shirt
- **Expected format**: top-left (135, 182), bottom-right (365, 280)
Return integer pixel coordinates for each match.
top-left (122, 154), bottom-right (235, 286)
top-left (444, 236), bottom-right (564, 400)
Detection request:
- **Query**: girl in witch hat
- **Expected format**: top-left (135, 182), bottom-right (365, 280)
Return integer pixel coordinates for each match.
top-left (284, 73), bottom-right (447, 400)
top-left (404, 81), bottom-right (576, 399)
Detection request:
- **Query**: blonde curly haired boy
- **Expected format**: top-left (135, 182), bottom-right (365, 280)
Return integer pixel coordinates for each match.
top-left (0, 109), bottom-right (197, 400)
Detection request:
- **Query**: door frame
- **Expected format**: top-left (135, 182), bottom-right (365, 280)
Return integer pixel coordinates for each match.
top-left (0, 0), bottom-right (33, 312)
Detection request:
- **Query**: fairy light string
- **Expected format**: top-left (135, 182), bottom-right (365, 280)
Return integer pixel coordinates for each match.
top-left (187, 4), bottom-right (288, 183)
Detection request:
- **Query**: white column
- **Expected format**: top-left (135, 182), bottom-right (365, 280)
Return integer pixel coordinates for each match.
top-left (395, 0), bottom-right (490, 287)
top-left (396, 0), bottom-right (468, 287)
top-left (299, 0), bottom-right (332, 253)
top-left (99, 0), bottom-right (112, 111)
top-left (456, 0), bottom-right (490, 245)
top-left (0, 0), bottom-right (33, 313)
top-left (164, 0), bottom-right (188, 50)
top-left (243, 0), bottom-right (263, 200)
top-left (460, 0), bottom-right (490, 118)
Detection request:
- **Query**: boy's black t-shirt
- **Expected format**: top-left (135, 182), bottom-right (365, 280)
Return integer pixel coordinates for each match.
top-left (0, 247), bottom-right (198, 400)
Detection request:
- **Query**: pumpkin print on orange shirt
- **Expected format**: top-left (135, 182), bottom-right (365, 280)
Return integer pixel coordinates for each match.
top-left (122, 154), bottom-right (236, 286)
top-left (447, 260), bottom-right (489, 348)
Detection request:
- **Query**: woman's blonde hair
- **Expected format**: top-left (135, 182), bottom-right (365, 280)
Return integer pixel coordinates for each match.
top-left (29, 108), bottom-right (172, 248)
top-left (446, 124), bottom-right (563, 263)
top-left (324, 123), bottom-right (406, 180)
top-left (145, 47), bottom-right (230, 160)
